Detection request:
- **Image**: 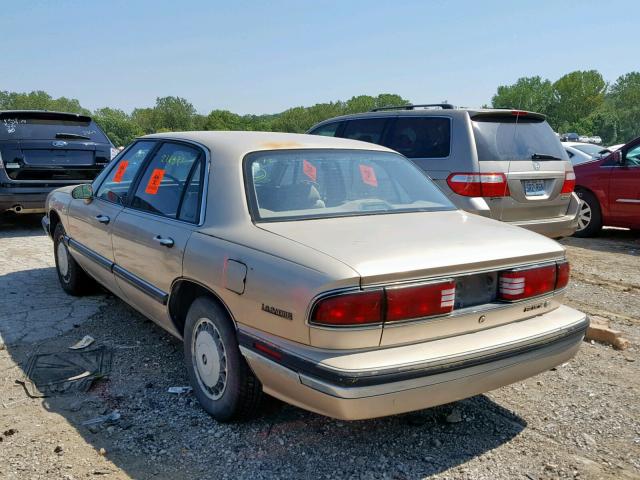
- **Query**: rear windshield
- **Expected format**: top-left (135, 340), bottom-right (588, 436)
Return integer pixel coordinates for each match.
top-left (472, 117), bottom-right (565, 161)
top-left (0, 113), bottom-right (110, 143)
top-left (245, 149), bottom-right (455, 221)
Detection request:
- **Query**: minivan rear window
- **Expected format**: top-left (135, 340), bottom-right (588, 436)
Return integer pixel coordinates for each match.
top-left (0, 112), bottom-right (110, 143)
top-left (472, 117), bottom-right (565, 161)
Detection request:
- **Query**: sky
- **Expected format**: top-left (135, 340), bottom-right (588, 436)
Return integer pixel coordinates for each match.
top-left (2, 0), bottom-right (638, 115)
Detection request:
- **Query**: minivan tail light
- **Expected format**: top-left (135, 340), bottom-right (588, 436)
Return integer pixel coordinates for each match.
top-left (311, 290), bottom-right (383, 326)
top-left (386, 280), bottom-right (455, 322)
top-left (561, 171), bottom-right (576, 194)
top-left (447, 172), bottom-right (510, 198)
top-left (498, 264), bottom-right (557, 301)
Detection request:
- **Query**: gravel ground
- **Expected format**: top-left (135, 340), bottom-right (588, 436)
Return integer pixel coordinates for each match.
top-left (0, 214), bottom-right (638, 480)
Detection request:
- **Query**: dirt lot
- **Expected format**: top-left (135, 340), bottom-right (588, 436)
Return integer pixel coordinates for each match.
top-left (0, 214), bottom-right (638, 480)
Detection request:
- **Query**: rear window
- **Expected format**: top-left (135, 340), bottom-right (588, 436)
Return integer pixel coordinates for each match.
top-left (0, 112), bottom-right (110, 143)
top-left (572, 143), bottom-right (610, 158)
top-left (386, 117), bottom-right (450, 158)
top-left (473, 117), bottom-right (565, 161)
top-left (244, 149), bottom-right (454, 222)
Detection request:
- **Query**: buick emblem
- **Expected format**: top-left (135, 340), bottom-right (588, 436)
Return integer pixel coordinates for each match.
top-left (533, 161), bottom-right (540, 170)
top-left (52, 141), bottom-right (68, 147)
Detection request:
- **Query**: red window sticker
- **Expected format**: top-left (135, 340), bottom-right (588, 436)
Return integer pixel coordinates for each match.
top-left (113, 161), bottom-right (129, 183)
top-left (359, 164), bottom-right (378, 187)
top-left (303, 159), bottom-right (317, 182)
top-left (144, 168), bottom-right (165, 195)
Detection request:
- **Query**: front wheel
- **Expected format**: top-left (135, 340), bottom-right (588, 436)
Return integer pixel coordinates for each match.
top-left (574, 190), bottom-right (602, 238)
top-left (183, 297), bottom-right (262, 421)
top-left (53, 223), bottom-right (95, 295)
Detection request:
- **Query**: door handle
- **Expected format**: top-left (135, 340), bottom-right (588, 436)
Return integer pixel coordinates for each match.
top-left (95, 214), bottom-right (110, 224)
top-left (153, 235), bottom-right (174, 248)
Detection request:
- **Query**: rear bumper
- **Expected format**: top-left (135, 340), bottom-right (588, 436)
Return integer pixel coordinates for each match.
top-left (450, 192), bottom-right (580, 239)
top-left (240, 305), bottom-right (588, 420)
top-left (0, 187), bottom-right (48, 213)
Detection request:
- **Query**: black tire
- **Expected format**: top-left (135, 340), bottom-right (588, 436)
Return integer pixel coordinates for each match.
top-left (184, 297), bottom-right (262, 421)
top-left (574, 190), bottom-right (602, 238)
top-left (53, 223), bottom-right (95, 295)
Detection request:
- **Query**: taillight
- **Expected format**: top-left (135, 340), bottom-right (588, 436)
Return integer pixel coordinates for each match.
top-left (386, 280), bottom-right (455, 322)
top-left (556, 261), bottom-right (570, 289)
top-left (561, 171), bottom-right (576, 194)
top-left (311, 290), bottom-right (383, 326)
top-left (498, 261), bottom-right (571, 301)
top-left (447, 172), bottom-right (510, 197)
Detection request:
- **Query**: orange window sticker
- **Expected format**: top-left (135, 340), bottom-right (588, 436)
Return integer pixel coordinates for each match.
top-left (113, 161), bottom-right (129, 183)
top-left (144, 168), bottom-right (165, 195)
top-left (359, 164), bottom-right (378, 187)
top-left (303, 159), bottom-right (317, 182)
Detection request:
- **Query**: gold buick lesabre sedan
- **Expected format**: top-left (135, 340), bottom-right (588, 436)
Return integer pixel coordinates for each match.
top-left (42, 131), bottom-right (588, 421)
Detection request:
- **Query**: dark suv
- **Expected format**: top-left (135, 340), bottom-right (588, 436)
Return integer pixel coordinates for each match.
top-left (0, 110), bottom-right (114, 214)
top-left (308, 104), bottom-right (579, 238)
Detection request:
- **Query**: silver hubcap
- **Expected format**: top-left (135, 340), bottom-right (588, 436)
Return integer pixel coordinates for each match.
top-left (57, 242), bottom-right (69, 278)
top-left (577, 199), bottom-right (592, 231)
top-left (192, 318), bottom-right (227, 400)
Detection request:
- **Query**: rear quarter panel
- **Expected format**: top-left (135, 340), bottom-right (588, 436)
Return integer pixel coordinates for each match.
top-left (183, 231), bottom-right (372, 347)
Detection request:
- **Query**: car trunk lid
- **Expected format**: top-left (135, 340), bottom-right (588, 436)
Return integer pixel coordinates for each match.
top-left (257, 210), bottom-right (565, 287)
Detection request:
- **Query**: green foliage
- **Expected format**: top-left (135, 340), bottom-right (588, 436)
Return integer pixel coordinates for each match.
top-left (92, 107), bottom-right (142, 147)
top-left (492, 70), bottom-right (640, 144)
top-left (2, 74), bottom-right (638, 147)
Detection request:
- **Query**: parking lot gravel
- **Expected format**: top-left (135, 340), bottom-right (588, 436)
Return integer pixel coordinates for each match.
top-left (0, 214), bottom-right (638, 480)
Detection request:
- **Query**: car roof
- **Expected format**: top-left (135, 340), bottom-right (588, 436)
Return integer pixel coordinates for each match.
top-left (141, 130), bottom-right (395, 158)
top-left (309, 107), bottom-right (546, 129)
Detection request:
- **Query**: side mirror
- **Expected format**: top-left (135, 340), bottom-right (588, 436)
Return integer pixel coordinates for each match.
top-left (71, 184), bottom-right (93, 202)
top-left (612, 150), bottom-right (624, 166)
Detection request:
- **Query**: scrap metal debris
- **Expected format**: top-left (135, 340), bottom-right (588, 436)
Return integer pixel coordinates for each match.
top-left (167, 386), bottom-right (192, 394)
top-left (18, 346), bottom-right (112, 397)
top-left (81, 410), bottom-right (121, 426)
top-left (69, 335), bottom-right (95, 350)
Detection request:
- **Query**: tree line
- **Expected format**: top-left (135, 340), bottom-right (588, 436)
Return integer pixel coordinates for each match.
top-left (1, 69), bottom-right (638, 146)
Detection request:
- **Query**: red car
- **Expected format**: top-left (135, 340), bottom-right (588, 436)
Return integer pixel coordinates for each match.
top-left (573, 136), bottom-right (640, 237)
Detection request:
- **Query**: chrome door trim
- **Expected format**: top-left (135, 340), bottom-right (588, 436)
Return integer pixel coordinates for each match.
top-left (616, 199), bottom-right (640, 204)
top-left (66, 236), bottom-right (113, 271)
top-left (112, 264), bottom-right (169, 305)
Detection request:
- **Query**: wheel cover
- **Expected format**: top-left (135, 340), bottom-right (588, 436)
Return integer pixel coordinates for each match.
top-left (577, 199), bottom-right (592, 231)
top-left (56, 242), bottom-right (70, 278)
top-left (192, 318), bottom-right (227, 400)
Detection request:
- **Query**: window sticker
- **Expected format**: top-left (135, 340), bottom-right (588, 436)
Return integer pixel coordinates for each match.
top-left (144, 168), bottom-right (165, 195)
top-left (303, 159), bottom-right (317, 182)
top-left (113, 161), bottom-right (129, 183)
top-left (359, 164), bottom-right (378, 187)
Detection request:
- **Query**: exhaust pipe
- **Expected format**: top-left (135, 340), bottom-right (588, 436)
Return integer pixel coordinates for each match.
top-left (8, 205), bottom-right (45, 214)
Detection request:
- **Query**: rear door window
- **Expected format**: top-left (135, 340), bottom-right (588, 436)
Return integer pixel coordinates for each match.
top-left (341, 118), bottom-right (388, 144)
top-left (309, 122), bottom-right (341, 137)
top-left (0, 112), bottom-right (110, 143)
top-left (473, 117), bottom-right (565, 161)
top-left (130, 142), bottom-right (203, 220)
top-left (386, 117), bottom-right (451, 158)
top-left (95, 141), bottom-right (156, 205)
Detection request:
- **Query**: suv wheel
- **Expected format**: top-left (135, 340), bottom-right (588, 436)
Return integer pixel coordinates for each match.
top-left (184, 297), bottom-right (262, 421)
top-left (574, 190), bottom-right (602, 238)
top-left (53, 224), bottom-right (95, 295)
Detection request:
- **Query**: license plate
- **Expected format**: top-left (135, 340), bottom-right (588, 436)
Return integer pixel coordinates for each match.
top-left (523, 179), bottom-right (546, 196)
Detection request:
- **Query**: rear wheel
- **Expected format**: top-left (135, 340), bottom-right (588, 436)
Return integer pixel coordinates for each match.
top-left (183, 297), bottom-right (262, 421)
top-left (574, 190), bottom-right (602, 238)
top-left (53, 223), bottom-right (95, 295)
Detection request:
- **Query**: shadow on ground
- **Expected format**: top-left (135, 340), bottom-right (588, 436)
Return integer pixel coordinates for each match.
top-left (0, 215), bottom-right (526, 479)
top-left (561, 227), bottom-right (640, 256)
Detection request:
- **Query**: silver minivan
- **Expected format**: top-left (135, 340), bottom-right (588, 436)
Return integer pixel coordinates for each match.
top-left (308, 104), bottom-right (580, 238)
